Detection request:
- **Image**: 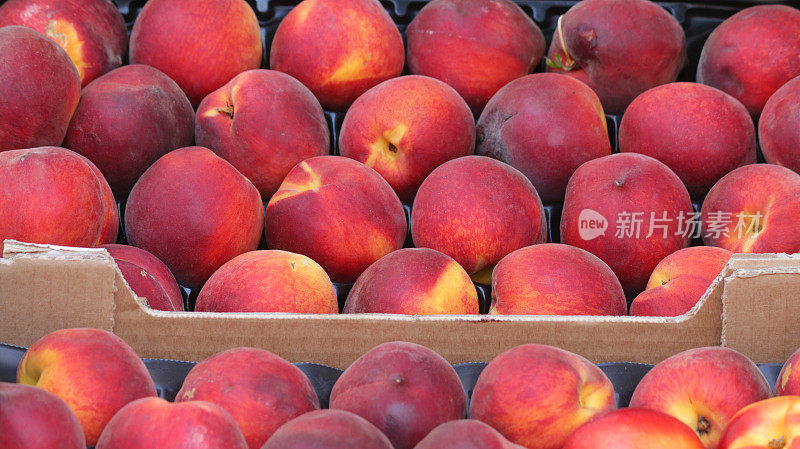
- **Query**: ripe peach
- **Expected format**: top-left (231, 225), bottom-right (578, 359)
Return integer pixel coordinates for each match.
top-left (0, 382), bottom-right (85, 449)
top-left (195, 250), bottom-right (338, 314)
top-left (470, 344), bottom-right (616, 449)
top-left (270, 0), bottom-right (404, 111)
top-left (196, 69), bottom-right (329, 199)
top-left (718, 396), bottom-right (800, 449)
top-left (0, 0), bottom-right (127, 86)
top-left (96, 398), bottom-right (248, 449)
top-left (175, 348), bottom-right (320, 449)
top-left (561, 153), bottom-right (693, 294)
top-left (0, 147), bottom-right (117, 249)
top-left (546, 0), bottom-right (686, 114)
top-left (100, 244), bottom-right (184, 312)
top-left (406, 0), bottom-right (545, 114)
top-left (630, 347), bottom-right (772, 448)
top-left (776, 347), bottom-right (800, 396)
top-left (130, 0), bottom-right (262, 107)
top-left (261, 409), bottom-right (394, 449)
top-left (63, 64), bottom-right (195, 197)
top-left (411, 156), bottom-right (546, 283)
top-left (414, 420), bottom-right (526, 449)
top-left (630, 246), bottom-right (733, 317)
top-left (343, 248), bottom-right (479, 315)
top-left (339, 75), bottom-right (475, 202)
top-left (489, 244), bottom-right (626, 316)
top-left (562, 408), bottom-right (705, 449)
top-left (0, 26), bottom-right (80, 151)
top-left (760, 76), bottom-right (800, 174)
top-left (620, 82), bottom-right (757, 198)
top-left (476, 73), bottom-right (611, 202)
top-left (701, 164), bottom-right (800, 254)
top-left (16, 328), bottom-right (157, 446)
top-left (125, 146), bottom-right (264, 289)
top-left (330, 342), bottom-right (466, 449)
top-left (265, 156), bottom-right (406, 284)
top-left (698, 5), bottom-right (800, 119)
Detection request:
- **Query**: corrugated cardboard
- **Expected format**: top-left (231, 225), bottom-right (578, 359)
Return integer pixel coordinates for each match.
top-left (1, 240), bottom-right (799, 369)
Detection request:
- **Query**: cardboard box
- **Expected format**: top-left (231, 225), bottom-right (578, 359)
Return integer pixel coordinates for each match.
top-left (1, 240), bottom-right (799, 369)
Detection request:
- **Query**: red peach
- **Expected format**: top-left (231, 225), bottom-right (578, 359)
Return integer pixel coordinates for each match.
top-left (100, 244), bottom-right (184, 312)
top-left (718, 396), bottom-right (800, 449)
top-left (562, 408), bottom-right (705, 449)
top-left (261, 409), bottom-right (394, 449)
top-left (760, 76), bottom-right (800, 174)
top-left (776, 347), bottom-right (800, 396)
top-left (0, 382), bottom-right (85, 449)
top-left (414, 420), bottom-right (526, 449)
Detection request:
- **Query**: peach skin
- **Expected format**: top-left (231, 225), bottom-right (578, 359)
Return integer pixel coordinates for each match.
top-left (101, 244), bottom-right (184, 312)
top-left (760, 76), bottom-right (800, 175)
top-left (414, 420), bottom-right (527, 449)
top-left (261, 409), bottom-right (394, 449)
top-left (562, 408), bottom-right (705, 449)
top-left (718, 396), bottom-right (800, 449)
top-left (0, 382), bottom-right (85, 449)
top-left (776, 347), bottom-right (800, 396)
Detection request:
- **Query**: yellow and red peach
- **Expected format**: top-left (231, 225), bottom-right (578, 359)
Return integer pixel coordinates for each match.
top-left (775, 347), bottom-right (800, 396)
top-left (270, 0), bottom-right (404, 111)
top-left (0, 26), bottom-right (80, 152)
top-left (760, 76), bottom-right (800, 174)
top-left (698, 5), bottom-right (800, 119)
top-left (406, 0), bottom-right (545, 114)
top-left (470, 344), bottom-right (617, 449)
top-left (620, 82), bottom-right (757, 198)
top-left (130, 0), bottom-right (262, 107)
top-left (63, 64), bottom-right (195, 197)
top-left (0, 382), bottom-right (85, 449)
top-left (16, 328), bottom-right (157, 446)
top-left (414, 420), bottom-right (526, 449)
top-left (546, 0), bottom-right (686, 114)
top-left (562, 408), bottom-right (705, 449)
top-left (718, 396), bottom-right (800, 449)
top-left (175, 348), bottom-right (320, 449)
top-left (476, 73), bottom-right (611, 203)
top-left (196, 69), bottom-right (330, 199)
top-left (261, 409), bottom-right (394, 449)
top-left (411, 156), bottom-right (546, 283)
top-left (339, 75), bottom-right (475, 202)
top-left (701, 164), bottom-right (800, 254)
top-left (561, 153), bottom-right (693, 294)
top-left (195, 250), bottom-right (338, 314)
top-left (630, 246), bottom-right (733, 317)
top-left (101, 244), bottom-right (184, 312)
top-left (265, 156), bottom-right (406, 284)
top-left (343, 248), bottom-right (479, 315)
top-left (489, 243), bottom-right (626, 316)
top-left (0, 0), bottom-right (127, 86)
top-left (125, 146), bottom-right (264, 289)
top-left (630, 347), bottom-right (772, 448)
top-left (330, 342), bottom-right (466, 449)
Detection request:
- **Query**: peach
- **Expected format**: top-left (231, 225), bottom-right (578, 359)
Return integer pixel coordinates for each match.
top-left (63, 64), bottom-right (195, 197)
top-left (562, 408), bottom-right (705, 449)
top-left (630, 347), bottom-right (772, 448)
top-left (130, 0), bottom-right (262, 107)
top-left (546, 0), bottom-right (686, 114)
top-left (265, 156), bottom-right (406, 284)
top-left (0, 147), bottom-right (117, 249)
top-left (406, 0), bottom-right (545, 114)
top-left (100, 244), bottom-right (184, 312)
top-left (125, 146), bottom-right (264, 289)
top-left (776, 347), bottom-right (800, 396)
top-left (330, 342), bottom-right (466, 449)
top-left (96, 397), bottom-right (247, 449)
top-left (718, 396), bottom-right (800, 449)
top-left (701, 164), bottom-right (800, 254)
top-left (489, 243), bottom-right (626, 316)
top-left (339, 75), bottom-right (475, 202)
top-left (470, 344), bottom-right (616, 449)
top-left (175, 348), bottom-right (320, 449)
top-left (270, 0), bottom-right (404, 111)
top-left (411, 156), bottom-right (546, 283)
top-left (760, 76), bottom-right (800, 174)
top-left (476, 73), bottom-right (611, 202)
top-left (0, 26), bottom-right (80, 151)
top-left (0, 0), bottom-right (127, 86)
top-left (195, 250), bottom-right (338, 314)
top-left (561, 153), bottom-right (693, 294)
top-left (0, 382), bottom-right (85, 449)
top-left (16, 328), bottom-right (157, 446)
top-left (697, 5), bottom-right (800, 119)
top-left (261, 409), bottom-right (394, 449)
top-left (630, 246), bottom-right (733, 317)
top-left (196, 69), bottom-right (329, 199)
top-left (414, 420), bottom-right (526, 449)
top-left (620, 83), bottom-right (757, 198)
top-left (343, 248), bottom-right (479, 315)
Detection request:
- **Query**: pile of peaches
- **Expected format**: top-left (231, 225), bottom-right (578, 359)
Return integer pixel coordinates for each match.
top-left (1, 0), bottom-right (800, 318)
top-left (4, 328), bottom-right (800, 448)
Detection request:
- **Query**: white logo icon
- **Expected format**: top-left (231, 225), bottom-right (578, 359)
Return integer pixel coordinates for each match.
top-left (578, 209), bottom-right (608, 241)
